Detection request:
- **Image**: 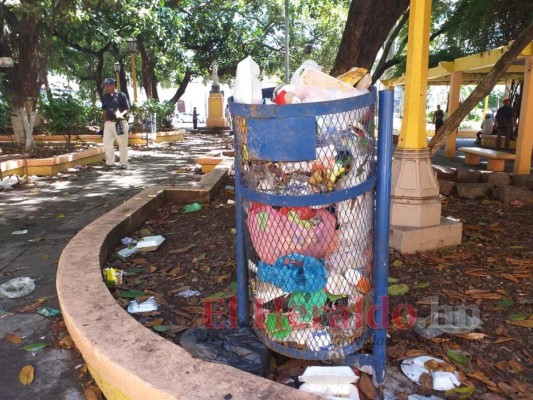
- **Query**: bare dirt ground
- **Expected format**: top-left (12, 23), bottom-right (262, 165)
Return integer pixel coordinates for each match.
top-left (104, 180), bottom-right (533, 399)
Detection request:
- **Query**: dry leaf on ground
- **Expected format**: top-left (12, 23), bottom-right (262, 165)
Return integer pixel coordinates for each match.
top-left (358, 373), bottom-right (376, 399)
top-left (450, 332), bottom-right (488, 340)
top-left (4, 333), bottom-right (23, 344)
top-left (83, 385), bottom-right (103, 400)
top-left (505, 319), bottom-right (533, 328)
top-left (17, 298), bottom-right (47, 313)
top-left (419, 373), bottom-right (434, 396)
top-left (19, 365), bottom-right (34, 385)
top-left (404, 349), bottom-right (427, 358)
top-left (493, 337), bottom-right (515, 344)
top-left (508, 378), bottom-right (532, 394)
top-left (508, 360), bottom-right (525, 373)
top-left (497, 381), bottom-right (519, 397)
top-left (144, 318), bottom-right (164, 328)
top-left (466, 370), bottom-right (496, 387)
top-left (58, 335), bottom-right (75, 350)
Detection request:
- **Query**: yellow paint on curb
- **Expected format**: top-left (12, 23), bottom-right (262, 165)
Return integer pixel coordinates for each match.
top-left (88, 364), bottom-right (130, 400)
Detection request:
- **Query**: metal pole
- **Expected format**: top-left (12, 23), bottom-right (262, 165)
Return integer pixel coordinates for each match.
top-left (373, 89), bottom-right (394, 387)
top-left (234, 148), bottom-right (249, 327)
top-left (284, 0), bottom-right (289, 82)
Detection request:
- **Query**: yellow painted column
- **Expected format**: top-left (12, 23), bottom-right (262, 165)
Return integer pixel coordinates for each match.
top-left (514, 55), bottom-right (533, 174)
top-left (397, 0), bottom-right (432, 150)
top-left (445, 71), bottom-right (462, 158)
top-left (484, 96), bottom-right (489, 116)
top-left (130, 52), bottom-right (138, 104)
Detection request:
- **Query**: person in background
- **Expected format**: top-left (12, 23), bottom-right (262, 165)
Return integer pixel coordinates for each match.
top-left (475, 114), bottom-right (494, 145)
top-left (192, 107), bottom-right (198, 130)
top-left (432, 105), bottom-right (444, 133)
top-left (495, 98), bottom-right (514, 150)
top-left (101, 78), bottom-right (130, 170)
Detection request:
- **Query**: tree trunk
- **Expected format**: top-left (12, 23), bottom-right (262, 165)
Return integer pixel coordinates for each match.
top-left (11, 101), bottom-right (36, 152)
top-left (118, 62), bottom-right (130, 101)
top-left (0, 0), bottom-right (44, 151)
top-left (331, 0), bottom-right (409, 76)
top-left (428, 21), bottom-right (533, 156)
top-left (168, 69), bottom-right (192, 105)
top-left (138, 36), bottom-right (158, 100)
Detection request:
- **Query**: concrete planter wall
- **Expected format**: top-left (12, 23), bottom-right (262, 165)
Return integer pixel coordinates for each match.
top-left (57, 161), bottom-right (319, 400)
top-left (0, 146), bottom-right (104, 177)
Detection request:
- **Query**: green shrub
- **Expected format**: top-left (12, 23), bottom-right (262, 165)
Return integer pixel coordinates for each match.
top-left (84, 104), bottom-right (102, 126)
top-left (39, 92), bottom-right (87, 133)
top-left (135, 99), bottom-right (174, 129)
top-left (0, 96), bottom-right (13, 129)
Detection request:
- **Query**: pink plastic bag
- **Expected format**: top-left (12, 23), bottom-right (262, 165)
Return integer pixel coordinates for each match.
top-left (247, 204), bottom-right (336, 265)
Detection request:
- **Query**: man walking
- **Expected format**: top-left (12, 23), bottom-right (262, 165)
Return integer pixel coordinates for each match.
top-left (101, 78), bottom-right (130, 170)
top-left (495, 98), bottom-right (514, 150)
top-left (432, 105), bottom-right (444, 133)
top-left (192, 107), bottom-right (198, 130)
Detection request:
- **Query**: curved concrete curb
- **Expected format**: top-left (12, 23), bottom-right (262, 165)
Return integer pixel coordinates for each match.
top-left (57, 162), bottom-right (319, 400)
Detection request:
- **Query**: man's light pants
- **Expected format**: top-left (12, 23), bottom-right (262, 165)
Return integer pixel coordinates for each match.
top-left (103, 120), bottom-right (129, 167)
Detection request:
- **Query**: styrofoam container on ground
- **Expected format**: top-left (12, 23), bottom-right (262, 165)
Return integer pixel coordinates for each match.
top-left (135, 235), bottom-right (165, 252)
top-left (299, 366), bottom-right (360, 400)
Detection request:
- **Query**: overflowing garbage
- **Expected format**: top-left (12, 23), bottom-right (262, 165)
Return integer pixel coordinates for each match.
top-left (231, 57), bottom-right (375, 354)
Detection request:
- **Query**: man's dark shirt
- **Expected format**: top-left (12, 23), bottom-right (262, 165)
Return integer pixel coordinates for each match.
top-left (434, 109), bottom-right (444, 122)
top-left (102, 91), bottom-right (130, 121)
top-left (496, 105), bottom-right (513, 127)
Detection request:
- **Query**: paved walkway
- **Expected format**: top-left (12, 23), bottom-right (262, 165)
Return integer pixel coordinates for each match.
top-left (0, 133), bottom-right (227, 400)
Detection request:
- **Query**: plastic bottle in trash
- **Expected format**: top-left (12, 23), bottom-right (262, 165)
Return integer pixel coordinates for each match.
top-left (233, 56), bottom-right (262, 104)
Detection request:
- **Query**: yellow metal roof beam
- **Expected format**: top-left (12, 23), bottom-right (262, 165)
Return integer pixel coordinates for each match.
top-left (450, 40), bottom-right (532, 72)
top-left (468, 65), bottom-right (524, 73)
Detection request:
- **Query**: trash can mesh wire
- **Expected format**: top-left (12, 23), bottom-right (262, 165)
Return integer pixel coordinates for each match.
top-left (233, 95), bottom-right (375, 357)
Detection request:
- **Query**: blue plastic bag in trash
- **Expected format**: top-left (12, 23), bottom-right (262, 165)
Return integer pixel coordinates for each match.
top-left (258, 253), bottom-right (327, 293)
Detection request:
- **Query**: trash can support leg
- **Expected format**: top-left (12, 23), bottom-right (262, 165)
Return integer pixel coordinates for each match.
top-left (235, 161), bottom-right (249, 327)
top-left (373, 90), bottom-right (394, 386)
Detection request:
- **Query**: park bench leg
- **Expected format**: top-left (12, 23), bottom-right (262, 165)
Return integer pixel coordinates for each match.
top-left (464, 153), bottom-right (481, 165)
top-left (487, 159), bottom-right (505, 172)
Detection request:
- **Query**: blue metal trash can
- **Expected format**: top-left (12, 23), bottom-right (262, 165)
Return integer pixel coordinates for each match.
top-left (229, 88), bottom-right (393, 376)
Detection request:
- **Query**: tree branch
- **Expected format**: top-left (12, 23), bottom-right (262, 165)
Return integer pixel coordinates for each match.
top-left (372, 7), bottom-right (409, 83)
top-left (54, 31), bottom-right (110, 56)
top-left (168, 69), bottom-right (193, 105)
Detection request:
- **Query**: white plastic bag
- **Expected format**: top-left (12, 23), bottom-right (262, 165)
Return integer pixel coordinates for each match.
top-left (290, 60), bottom-right (362, 103)
top-left (233, 56), bottom-right (262, 104)
top-left (0, 277), bottom-right (36, 298)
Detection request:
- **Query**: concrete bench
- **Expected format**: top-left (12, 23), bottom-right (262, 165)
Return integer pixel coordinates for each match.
top-left (457, 147), bottom-right (515, 172)
top-left (480, 134), bottom-right (516, 150)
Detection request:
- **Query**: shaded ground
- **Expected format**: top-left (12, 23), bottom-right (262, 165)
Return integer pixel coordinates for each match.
top-left (105, 184), bottom-right (532, 399)
top-left (0, 133), bottom-right (228, 400)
